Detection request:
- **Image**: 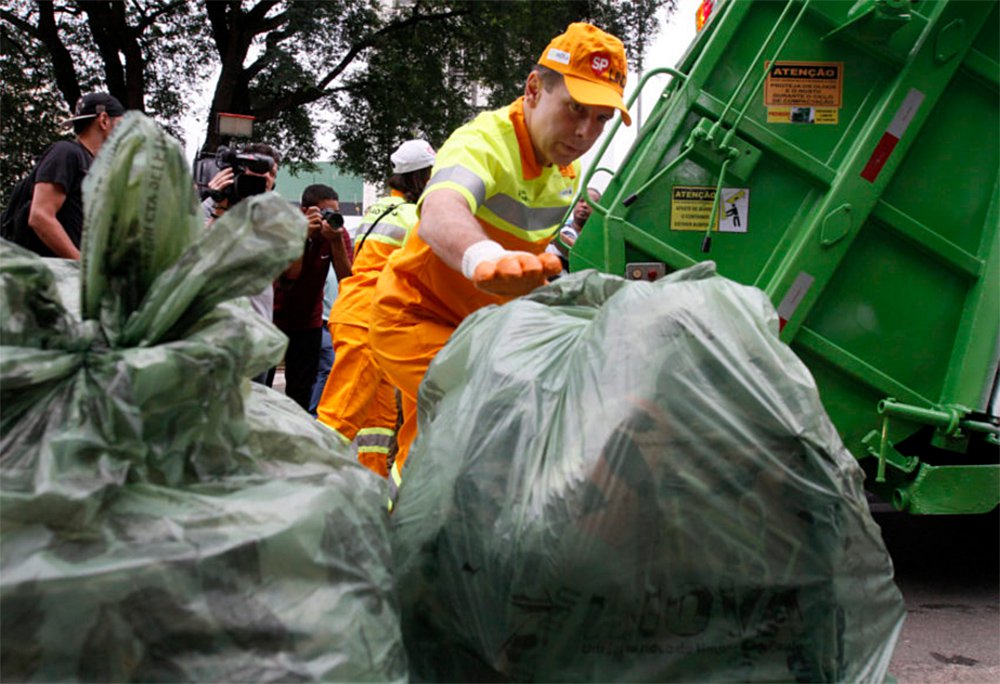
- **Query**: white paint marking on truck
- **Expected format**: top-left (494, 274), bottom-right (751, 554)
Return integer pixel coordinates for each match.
top-left (886, 88), bottom-right (925, 139)
top-left (777, 272), bottom-right (815, 330)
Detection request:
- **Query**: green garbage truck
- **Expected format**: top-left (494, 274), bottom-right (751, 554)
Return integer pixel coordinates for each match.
top-left (571, 0), bottom-right (999, 514)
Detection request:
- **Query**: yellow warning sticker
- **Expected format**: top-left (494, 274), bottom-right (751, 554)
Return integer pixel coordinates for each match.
top-left (765, 61), bottom-right (842, 108)
top-left (766, 106), bottom-right (839, 125)
top-left (670, 186), bottom-right (750, 233)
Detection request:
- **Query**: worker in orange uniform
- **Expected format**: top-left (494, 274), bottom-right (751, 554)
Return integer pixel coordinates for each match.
top-left (368, 23), bottom-right (631, 506)
top-left (315, 139), bottom-right (436, 477)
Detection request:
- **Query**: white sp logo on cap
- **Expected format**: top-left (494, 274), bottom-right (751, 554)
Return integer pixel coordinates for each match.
top-left (591, 54), bottom-right (610, 75)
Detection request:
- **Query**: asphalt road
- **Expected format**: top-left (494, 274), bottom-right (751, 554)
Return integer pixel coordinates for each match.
top-left (877, 509), bottom-right (1000, 683)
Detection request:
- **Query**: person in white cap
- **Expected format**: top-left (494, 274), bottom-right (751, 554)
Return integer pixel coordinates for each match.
top-left (315, 139), bottom-right (436, 477)
top-left (23, 92), bottom-right (125, 259)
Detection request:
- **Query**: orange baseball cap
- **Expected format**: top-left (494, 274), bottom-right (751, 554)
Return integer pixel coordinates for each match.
top-left (537, 22), bottom-right (631, 126)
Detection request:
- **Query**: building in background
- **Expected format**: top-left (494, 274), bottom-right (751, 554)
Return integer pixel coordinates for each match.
top-left (275, 162), bottom-right (367, 233)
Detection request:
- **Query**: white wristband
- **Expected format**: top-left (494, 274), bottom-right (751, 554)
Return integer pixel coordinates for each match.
top-left (461, 240), bottom-right (506, 280)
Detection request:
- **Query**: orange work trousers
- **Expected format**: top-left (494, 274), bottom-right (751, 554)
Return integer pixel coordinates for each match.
top-left (368, 311), bottom-right (454, 472)
top-left (316, 322), bottom-right (398, 477)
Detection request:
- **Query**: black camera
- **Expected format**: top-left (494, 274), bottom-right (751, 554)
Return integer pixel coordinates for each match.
top-left (215, 146), bottom-right (274, 201)
top-left (320, 208), bottom-right (345, 229)
top-left (193, 146), bottom-right (275, 203)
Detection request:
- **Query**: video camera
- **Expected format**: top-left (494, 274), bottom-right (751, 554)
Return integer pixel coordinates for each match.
top-left (193, 146), bottom-right (275, 203)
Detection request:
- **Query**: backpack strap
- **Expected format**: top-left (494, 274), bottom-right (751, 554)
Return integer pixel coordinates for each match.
top-left (353, 201), bottom-right (409, 261)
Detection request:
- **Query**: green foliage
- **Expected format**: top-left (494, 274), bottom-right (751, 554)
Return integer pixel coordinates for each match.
top-left (140, 5), bottom-right (215, 143)
top-left (330, 13), bottom-right (477, 181)
top-left (197, 0), bottom-right (673, 179)
top-left (0, 23), bottom-right (67, 205)
top-left (330, 0), bottom-right (675, 181)
top-left (1, 0), bottom-right (212, 162)
top-left (3, 0), bottom-right (674, 191)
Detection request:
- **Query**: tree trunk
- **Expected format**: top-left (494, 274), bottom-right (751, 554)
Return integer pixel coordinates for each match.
top-left (80, 1), bottom-right (146, 111)
top-left (203, 1), bottom-right (256, 153)
top-left (35, 0), bottom-right (80, 112)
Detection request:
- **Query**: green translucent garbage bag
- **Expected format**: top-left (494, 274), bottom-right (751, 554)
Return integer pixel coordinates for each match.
top-left (391, 264), bottom-right (905, 683)
top-left (0, 114), bottom-right (405, 682)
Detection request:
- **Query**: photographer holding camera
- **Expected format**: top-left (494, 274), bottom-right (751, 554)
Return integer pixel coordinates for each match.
top-left (203, 143), bottom-right (282, 386)
top-left (272, 184), bottom-right (353, 411)
top-left (202, 143), bottom-right (280, 222)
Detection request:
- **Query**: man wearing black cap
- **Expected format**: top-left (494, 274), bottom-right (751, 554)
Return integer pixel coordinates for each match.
top-left (24, 92), bottom-right (125, 259)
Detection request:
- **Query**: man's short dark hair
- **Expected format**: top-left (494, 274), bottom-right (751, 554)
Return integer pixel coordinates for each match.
top-left (533, 64), bottom-right (564, 92)
top-left (301, 184), bottom-right (339, 208)
top-left (241, 142), bottom-right (282, 168)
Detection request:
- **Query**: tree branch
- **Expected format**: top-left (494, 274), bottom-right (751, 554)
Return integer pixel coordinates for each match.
top-left (244, 0), bottom-right (281, 32)
top-left (240, 8), bottom-right (292, 79)
top-left (254, 9), bottom-right (288, 36)
top-left (315, 9), bottom-right (462, 91)
top-left (243, 50), bottom-right (272, 82)
top-left (251, 8), bottom-right (462, 122)
top-left (265, 24), bottom-right (296, 47)
top-left (206, 1), bottom-right (237, 56)
top-left (80, 3), bottom-right (126, 95)
top-left (1, 26), bottom-right (34, 61)
top-left (34, 1), bottom-right (80, 111)
top-left (0, 8), bottom-right (41, 39)
top-left (132, 0), bottom-right (186, 33)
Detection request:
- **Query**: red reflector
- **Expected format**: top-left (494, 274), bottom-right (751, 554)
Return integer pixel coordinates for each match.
top-left (696, 0), bottom-right (714, 31)
top-left (860, 132), bottom-right (901, 183)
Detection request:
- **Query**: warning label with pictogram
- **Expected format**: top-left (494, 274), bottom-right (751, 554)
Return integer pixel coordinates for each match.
top-left (670, 186), bottom-right (750, 233)
top-left (766, 106), bottom-right (839, 125)
top-left (764, 61), bottom-right (842, 124)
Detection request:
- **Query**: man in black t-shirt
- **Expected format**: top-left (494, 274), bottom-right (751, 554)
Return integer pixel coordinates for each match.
top-left (24, 92), bottom-right (125, 259)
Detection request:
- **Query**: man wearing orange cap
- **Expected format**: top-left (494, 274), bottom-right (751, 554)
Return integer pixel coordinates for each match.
top-left (368, 22), bottom-right (631, 504)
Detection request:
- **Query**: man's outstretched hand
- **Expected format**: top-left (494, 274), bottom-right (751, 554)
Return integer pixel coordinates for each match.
top-left (471, 251), bottom-right (562, 296)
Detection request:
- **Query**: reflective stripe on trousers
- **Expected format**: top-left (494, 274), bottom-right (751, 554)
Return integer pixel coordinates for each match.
top-left (357, 427), bottom-right (395, 479)
top-left (316, 420), bottom-right (351, 445)
top-left (356, 427), bottom-right (395, 455)
top-left (387, 460), bottom-right (403, 513)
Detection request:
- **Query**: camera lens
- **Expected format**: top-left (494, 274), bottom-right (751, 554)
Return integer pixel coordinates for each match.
top-left (321, 209), bottom-right (344, 229)
top-left (215, 146), bottom-right (236, 168)
top-left (233, 174), bottom-right (268, 199)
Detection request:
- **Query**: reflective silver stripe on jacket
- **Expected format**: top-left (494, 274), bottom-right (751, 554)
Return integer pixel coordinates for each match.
top-left (483, 194), bottom-right (568, 232)
top-left (425, 165), bottom-right (486, 208)
top-left (356, 219), bottom-right (407, 243)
